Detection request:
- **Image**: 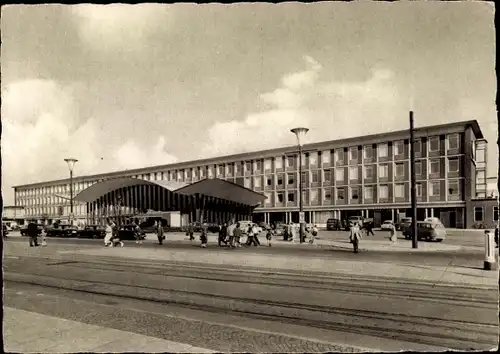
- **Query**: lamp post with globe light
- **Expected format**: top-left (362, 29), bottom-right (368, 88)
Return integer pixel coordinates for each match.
top-left (64, 158), bottom-right (78, 226)
top-left (291, 127), bottom-right (309, 243)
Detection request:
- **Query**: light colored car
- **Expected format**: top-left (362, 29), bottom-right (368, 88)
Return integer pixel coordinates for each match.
top-left (381, 220), bottom-right (394, 231)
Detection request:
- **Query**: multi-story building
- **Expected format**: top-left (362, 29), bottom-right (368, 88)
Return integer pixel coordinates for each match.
top-left (13, 120), bottom-right (493, 228)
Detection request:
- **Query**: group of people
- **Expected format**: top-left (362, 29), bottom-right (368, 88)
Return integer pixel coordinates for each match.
top-left (25, 221), bottom-right (47, 247)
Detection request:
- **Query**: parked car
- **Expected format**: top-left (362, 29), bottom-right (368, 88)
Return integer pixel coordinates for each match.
top-left (397, 217), bottom-right (412, 231)
top-left (345, 216), bottom-right (364, 230)
top-left (381, 220), bottom-right (395, 231)
top-left (78, 225), bottom-right (106, 239)
top-left (20, 224), bottom-right (44, 236)
top-left (46, 224), bottom-right (79, 238)
top-left (326, 218), bottom-right (342, 231)
top-left (118, 224), bottom-right (146, 240)
top-left (403, 221), bottom-right (446, 242)
top-left (258, 222), bottom-right (271, 230)
top-left (191, 222), bottom-right (220, 233)
top-left (273, 222), bottom-right (286, 236)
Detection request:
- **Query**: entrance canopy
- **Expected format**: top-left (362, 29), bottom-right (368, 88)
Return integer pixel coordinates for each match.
top-left (74, 177), bottom-right (267, 223)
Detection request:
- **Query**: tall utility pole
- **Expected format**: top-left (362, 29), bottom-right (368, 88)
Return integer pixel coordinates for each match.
top-left (409, 112), bottom-right (418, 249)
top-left (291, 127), bottom-right (309, 243)
top-left (64, 158), bottom-right (78, 226)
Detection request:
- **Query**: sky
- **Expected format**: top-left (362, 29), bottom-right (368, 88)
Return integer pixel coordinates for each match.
top-left (1, 2), bottom-right (497, 205)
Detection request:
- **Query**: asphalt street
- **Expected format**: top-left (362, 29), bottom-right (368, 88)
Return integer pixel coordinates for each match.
top-left (4, 232), bottom-right (489, 269)
top-left (3, 240), bottom-right (499, 352)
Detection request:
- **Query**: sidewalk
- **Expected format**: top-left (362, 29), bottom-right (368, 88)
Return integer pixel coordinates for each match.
top-left (72, 245), bottom-right (498, 288)
top-left (158, 232), bottom-right (465, 252)
top-left (4, 307), bottom-right (214, 353)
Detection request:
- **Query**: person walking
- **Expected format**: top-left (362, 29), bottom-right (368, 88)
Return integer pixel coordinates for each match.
top-left (266, 227), bottom-right (274, 247)
top-left (389, 223), bottom-right (397, 244)
top-left (233, 223), bottom-right (242, 248)
top-left (27, 221), bottom-right (39, 247)
top-left (200, 222), bottom-right (208, 248)
top-left (349, 221), bottom-right (362, 253)
top-left (104, 219), bottom-right (114, 247)
top-left (309, 224), bottom-right (319, 244)
top-left (111, 221), bottom-right (124, 247)
top-left (132, 220), bottom-right (142, 244)
top-left (246, 224), bottom-right (259, 246)
top-left (365, 220), bottom-right (375, 236)
top-left (218, 223), bottom-right (228, 247)
top-left (157, 220), bottom-right (165, 245)
top-left (187, 222), bottom-right (195, 241)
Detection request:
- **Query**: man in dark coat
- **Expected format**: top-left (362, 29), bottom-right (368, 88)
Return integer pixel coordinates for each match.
top-left (27, 221), bottom-right (40, 247)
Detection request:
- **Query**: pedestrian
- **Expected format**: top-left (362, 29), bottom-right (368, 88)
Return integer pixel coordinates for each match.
top-left (27, 221), bottom-right (39, 247)
top-left (187, 222), bottom-right (195, 241)
top-left (104, 219), bottom-right (114, 247)
top-left (111, 221), bottom-right (124, 247)
top-left (218, 223), bottom-right (228, 247)
top-left (200, 222), bottom-right (208, 248)
top-left (266, 227), bottom-right (274, 247)
top-left (41, 225), bottom-right (48, 247)
top-left (157, 220), bottom-right (165, 245)
top-left (389, 223), bottom-right (397, 244)
top-left (132, 220), bottom-right (142, 244)
top-left (349, 221), bottom-right (362, 253)
top-left (233, 223), bottom-right (242, 248)
top-left (309, 224), bottom-right (319, 244)
top-left (253, 223), bottom-right (261, 246)
top-left (246, 224), bottom-right (259, 246)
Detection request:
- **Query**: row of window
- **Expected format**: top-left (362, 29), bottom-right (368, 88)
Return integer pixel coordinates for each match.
top-left (264, 180), bottom-right (462, 204)
top-left (474, 207), bottom-right (499, 222)
top-left (17, 181), bottom-right (97, 198)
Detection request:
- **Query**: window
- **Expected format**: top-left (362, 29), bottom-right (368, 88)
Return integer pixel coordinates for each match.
top-left (336, 188), bottom-right (345, 200)
top-left (448, 180), bottom-right (459, 196)
top-left (287, 173), bottom-right (295, 185)
top-left (301, 172), bottom-right (306, 186)
top-left (413, 139), bottom-right (421, 154)
top-left (264, 193), bottom-right (271, 205)
top-left (364, 165), bottom-right (373, 179)
top-left (378, 143), bottom-right (388, 158)
top-left (350, 186), bottom-right (359, 200)
top-left (395, 184), bottom-right (405, 198)
top-left (324, 189), bottom-right (332, 201)
top-left (323, 170), bottom-right (331, 182)
top-left (277, 192), bottom-right (284, 203)
top-left (287, 192), bottom-right (295, 202)
top-left (494, 206), bottom-right (498, 222)
top-left (226, 165), bottom-right (233, 176)
top-left (336, 168), bottom-right (344, 182)
top-left (287, 156), bottom-right (295, 168)
top-left (309, 152), bottom-right (318, 166)
top-left (416, 183), bottom-right (422, 197)
top-left (254, 177), bottom-right (261, 188)
top-left (185, 170), bottom-right (191, 179)
top-left (207, 167), bottom-right (214, 178)
top-left (363, 145), bottom-right (373, 159)
top-left (349, 147), bottom-right (358, 161)
top-left (364, 186), bottom-right (373, 200)
top-left (192, 169), bottom-right (198, 178)
top-left (310, 190), bottom-right (319, 202)
top-left (311, 171), bottom-right (319, 183)
top-left (349, 166), bottom-right (358, 180)
top-left (245, 162), bottom-right (252, 173)
top-left (448, 158), bottom-right (459, 173)
top-left (474, 207), bottom-right (484, 222)
top-left (335, 150), bottom-right (344, 164)
top-left (200, 167), bottom-right (205, 178)
top-left (394, 140), bottom-right (404, 155)
top-left (255, 160), bottom-right (262, 171)
top-left (395, 163), bottom-right (404, 177)
top-left (275, 158), bottom-right (283, 169)
top-left (415, 161), bottom-right (422, 176)
top-left (277, 174), bottom-right (284, 186)
top-left (429, 181), bottom-right (440, 196)
top-left (379, 185), bottom-right (389, 199)
top-left (266, 176), bottom-right (272, 186)
top-left (322, 151), bottom-right (331, 164)
top-left (379, 165), bottom-right (388, 178)
top-left (244, 178), bottom-right (251, 188)
top-left (264, 159), bottom-right (272, 171)
top-left (216, 165), bottom-right (223, 176)
top-left (448, 133), bottom-right (460, 150)
top-left (429, 136), bottom-right (440, 152)
top-left (430, 159), bottom-right (440, 174)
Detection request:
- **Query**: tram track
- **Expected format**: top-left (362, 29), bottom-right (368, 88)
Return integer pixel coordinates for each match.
top-left (4, 258), bottom-right (498, 351)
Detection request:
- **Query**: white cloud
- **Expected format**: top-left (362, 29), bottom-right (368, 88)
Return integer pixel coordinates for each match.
top-left (1, 79), bottom-right (177, 204)
top-left (202, 56), bottom-right (405, 158)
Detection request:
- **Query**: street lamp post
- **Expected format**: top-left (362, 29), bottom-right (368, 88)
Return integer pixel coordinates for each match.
top-left (291, 127), bottom-right (309, 243)
top-left (64, 158), bottom-right (78, 226)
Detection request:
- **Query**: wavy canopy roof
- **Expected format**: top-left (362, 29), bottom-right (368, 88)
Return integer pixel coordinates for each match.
top-left (74, 177), bottom-right (266, 207)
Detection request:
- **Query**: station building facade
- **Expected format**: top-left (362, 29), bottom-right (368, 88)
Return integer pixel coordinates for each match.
top-left (12, 120), bottom-right (495, 229)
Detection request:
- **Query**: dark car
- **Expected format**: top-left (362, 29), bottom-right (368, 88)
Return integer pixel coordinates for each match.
top-left (273, 222), bottom-right (286, 236)
top-left (326, 218), bottom-right (341, 231)
top-left (397, 217), bottom-right (412, 231)
top-left (258, 222), bottom-right (271, 230)
top-left (46, 224), bottom-right (79, 238)
top-left (118, 224), bottom-right (146, 240)
top-left (78, 225), bottom-right (106, 239)
top-left (403, 221), bottom-right (446, 242)
top-left (192, 222), bottom-right (220, 233)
